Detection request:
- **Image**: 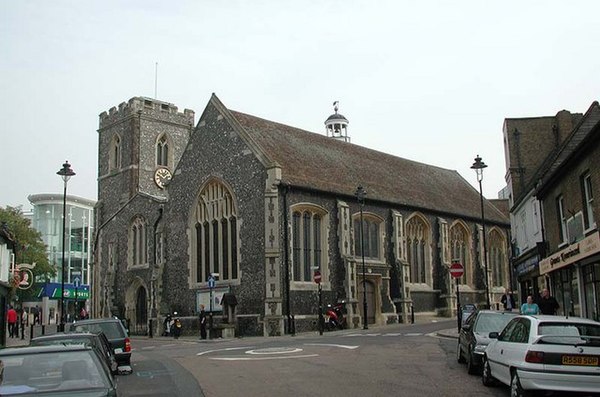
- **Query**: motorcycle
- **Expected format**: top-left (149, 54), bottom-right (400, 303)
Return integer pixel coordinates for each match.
top-left (324, 301), bottom-right (346, 330)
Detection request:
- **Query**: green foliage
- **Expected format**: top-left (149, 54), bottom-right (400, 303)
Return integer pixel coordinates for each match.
top-left (0, 205), bottom-right (55, 284)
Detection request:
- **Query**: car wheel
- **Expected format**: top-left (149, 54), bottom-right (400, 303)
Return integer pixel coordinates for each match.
top-left (510, 371), bottom-right (528, 397)
top-left (456, 342), bottom-right (466, 363)
top-left (481, 357), bottom-right (496, 387)
top-left (466, 352), bottom-right (478, 375)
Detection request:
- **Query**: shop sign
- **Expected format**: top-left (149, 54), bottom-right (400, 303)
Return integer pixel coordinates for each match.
top-left (515, 256), bottom-right (539, 276)
top-left (540, 233), bottom-right (600, 274)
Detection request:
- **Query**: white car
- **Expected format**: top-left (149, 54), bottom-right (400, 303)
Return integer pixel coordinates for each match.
top-left (482, 315), bottom-right (600, 397)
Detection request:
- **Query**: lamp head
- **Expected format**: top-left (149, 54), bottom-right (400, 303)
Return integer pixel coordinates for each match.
top-left (57, 161), bottom-right (76, 183)
top-left (354, 185), bottom-right (367, 203)
top-left (470, 155), bottom-right (487, 181)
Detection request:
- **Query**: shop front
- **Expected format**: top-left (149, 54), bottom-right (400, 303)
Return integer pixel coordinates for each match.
top-left (539, 232), bottom-right (600, 320)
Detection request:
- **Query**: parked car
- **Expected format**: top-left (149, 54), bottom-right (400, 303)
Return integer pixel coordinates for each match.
top-left (67, 318), bottom-right (131, 367)
top-left (30, 331), bottom-right (118, 376)
top-left (0, 344), bottom-right (118, 396)
top-left (460, 303), bottom-right (478, 326)
top-left (457, 309), bottom-right (518, 374)
top-left (482, 315), bottom-right (600, 397)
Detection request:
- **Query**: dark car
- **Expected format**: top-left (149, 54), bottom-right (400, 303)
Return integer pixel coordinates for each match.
top-left (67, 318), bottom-right (131, 367)
top-left (0, 344), bottom-right (117, 396)
top-left (457, 309), bottom-right (518, 374)
top-left (30, 332), bottom-right (118, 376)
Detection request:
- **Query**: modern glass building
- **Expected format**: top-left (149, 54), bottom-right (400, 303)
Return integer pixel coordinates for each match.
top-left (27, 193), bottom-right (95, 323)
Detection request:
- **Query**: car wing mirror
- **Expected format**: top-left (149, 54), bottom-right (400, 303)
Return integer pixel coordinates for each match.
top-left (461, 324), bottom-right (471, 331)
top-left (488, 332), bottom-right (499, 339)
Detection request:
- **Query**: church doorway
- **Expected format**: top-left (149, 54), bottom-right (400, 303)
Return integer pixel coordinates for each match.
top-left (358, 279), bottom-right (376, 325)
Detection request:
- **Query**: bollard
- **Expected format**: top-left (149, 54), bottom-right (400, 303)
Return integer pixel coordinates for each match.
top-left (41, 324), bottom-right (46, 336)
top-left (411, 305), bottom-right (415, 324)
top-left (21, 322), bottom-right (25, 340)
top-left (30, 324), bottom-right (34, 339)
top-left (291, 315), bottom-right (296, 336)
top-left (149, 319), bottom-right (153, 338)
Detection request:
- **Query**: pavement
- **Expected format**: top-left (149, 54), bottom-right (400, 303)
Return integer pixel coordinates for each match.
top-left (4, 315), bottom-right (459, 348)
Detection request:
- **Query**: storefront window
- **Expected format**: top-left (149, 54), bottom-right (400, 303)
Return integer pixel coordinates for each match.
top-left (583, 263), bottom-right (600, 321)
top-left (552, 267), bottom-right (580, 317)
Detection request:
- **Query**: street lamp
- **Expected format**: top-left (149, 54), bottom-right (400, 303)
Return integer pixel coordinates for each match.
top-left (57, 161), bottom-right (75, 331)
top-left (470, 155), bottom-right (490, 309)
top-left (354, 185), bottom-right (368, 330)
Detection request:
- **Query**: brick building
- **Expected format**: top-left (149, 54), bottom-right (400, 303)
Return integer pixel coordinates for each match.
top-left (94, 95), bottom-right (510, 337)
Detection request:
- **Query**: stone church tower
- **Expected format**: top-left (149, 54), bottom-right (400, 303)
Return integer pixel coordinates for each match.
top-left (94, 97), bottom-right (194, 325)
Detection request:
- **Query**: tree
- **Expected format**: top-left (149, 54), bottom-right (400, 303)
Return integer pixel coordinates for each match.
top-left (0, 206), bottom-right (55, 300)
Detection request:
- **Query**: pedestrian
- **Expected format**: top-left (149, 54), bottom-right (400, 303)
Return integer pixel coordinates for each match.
top-left (173, 314), bottom-right (182, 339)
top-left (32, 305), bottom-right (40, 325)
top-left (199, 304), bottom-right (207, 340)
top-left (163, 314), bottom-right (172, 336)
top-left (520, 295), bottom-right (540, 315)
top-left (537, 288), bottom-right (560, 315)
top-left (7, 306), bottom-right (17, 338)
top-left (79, 306), bottom-right (87, 320)
top-left (500, 288), bottom-right (516, 311)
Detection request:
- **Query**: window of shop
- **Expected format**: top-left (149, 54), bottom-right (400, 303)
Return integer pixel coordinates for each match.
top-left (581, 173), bottom-right (595, 230)
top-left (582, 263), bottom-right (600, 321)
top-left (551, 267), bottom-right (580, 317)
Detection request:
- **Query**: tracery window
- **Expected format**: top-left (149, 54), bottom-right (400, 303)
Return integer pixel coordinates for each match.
top-left (193, 180), bottom-right (238, 283)
top-left (450, 222), bottom-right (471, 285)
top-left (406, 214), bottom-right (430, 284)
top-left (156, 134), bottom-right (169, 167)
top-left (353, 214), bottom-right (382, 260)
top-left (489, 228), bottom-right (507, 287)
top-left (292, 205), bottom-right (327, 282)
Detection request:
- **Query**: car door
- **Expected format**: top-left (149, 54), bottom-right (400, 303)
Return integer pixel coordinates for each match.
top-left (500, 318), bottom-right (531, 377)
top-left (459, 311), bottom-right (477, 358)
top-left (486, 317), bottom-right (519, 385)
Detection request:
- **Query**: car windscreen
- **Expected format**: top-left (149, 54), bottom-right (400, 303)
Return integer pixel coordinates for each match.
top-left (474, 313), bottom-right (517, 333)
top-left (538, 322), bottom-right (600, 346)
top-left (71, 322), bottom-right (125, 339)
top-left (31, 337), bottom-right (94, 348)
top-left (0, 350), bottom-right (111, 395)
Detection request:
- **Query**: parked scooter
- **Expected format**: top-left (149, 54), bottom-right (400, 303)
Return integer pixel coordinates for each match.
top-left (324, 301), bottom-right (346, 330)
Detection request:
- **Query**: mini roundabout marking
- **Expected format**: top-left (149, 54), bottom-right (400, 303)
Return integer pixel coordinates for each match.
top-left (197, 344), bottom-right (358, 361)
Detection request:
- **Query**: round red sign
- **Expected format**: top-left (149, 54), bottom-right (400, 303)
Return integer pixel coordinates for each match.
top-left (449, 262), bottom-right (464, 278)
top-left (313, 270), bottom-right (322, 284)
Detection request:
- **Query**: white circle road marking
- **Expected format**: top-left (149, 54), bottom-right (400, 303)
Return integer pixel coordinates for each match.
top-left (246, 347), bottom-right (303, 355)
top-left (197, 346), bottom-right (255, 356)
top-left (303, 343), bottom-right (358, 350)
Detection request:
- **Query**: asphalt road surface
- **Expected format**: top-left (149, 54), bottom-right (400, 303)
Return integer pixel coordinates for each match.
top-left (117, 320), bottom-right (514, 397)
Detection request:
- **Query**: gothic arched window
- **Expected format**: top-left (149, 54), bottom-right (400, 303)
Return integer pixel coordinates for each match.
top-left (406, 214), bottom-right (430, 284)
top-left (193, 180), bottom-right (239, 283)
top-left (450, 222), bottom-right (471, 285)
top-left (353, 214), bottom-right (382, 260)
top-left (291, 205), bottom-right (327, 282)
top-left (489, 228), bottom-right (507, 287)
top-left (156, 134), bottom-right (169, 167)
top-left (109, 134), bottom-right (121, 171)
top-left (129, 217), bottom-right (147, 267)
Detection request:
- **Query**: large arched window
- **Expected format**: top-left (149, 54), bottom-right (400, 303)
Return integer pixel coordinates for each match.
top-left (450, 221), bottom-right (471, 285)
top-left (109, 134), bottom-right (121, 171)
top-left (489, 228), bottom-right (507, 287)
top-left (156, 134), bottom-right (169, 167)
top-left (193, 180), bottom-right (238, 283)
top-left (291, 205), bottom-right (327, 282)
top-left (406, 214), bottom-right (430, 284)
top-left (353, 214), bottom-right (383, 260)
top-left (129, 216), bottom-right (147, 267)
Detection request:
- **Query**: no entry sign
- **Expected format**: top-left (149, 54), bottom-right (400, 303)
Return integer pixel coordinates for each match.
top-left (450, 262), bottom-right (464, 278)
top-left (313, 270), bottom-right (322, 284)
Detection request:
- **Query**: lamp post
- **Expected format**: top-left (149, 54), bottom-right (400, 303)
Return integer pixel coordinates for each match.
top-left (57, 161), bottom-right (75, 331)
top-left (470, 155), bottom-right (490, 309)
top-left (354, 185), bottom-right (368, 330)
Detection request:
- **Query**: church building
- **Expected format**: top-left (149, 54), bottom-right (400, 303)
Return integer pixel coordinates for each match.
top-left (93, 94), bottom-right (510, 336)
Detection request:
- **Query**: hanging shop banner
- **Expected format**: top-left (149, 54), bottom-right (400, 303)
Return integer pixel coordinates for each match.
top-left (540, 233), bottom-right (600, 275)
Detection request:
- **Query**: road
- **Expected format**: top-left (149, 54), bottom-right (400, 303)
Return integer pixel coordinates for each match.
top-left (117, 320), bottom-right (510, 397)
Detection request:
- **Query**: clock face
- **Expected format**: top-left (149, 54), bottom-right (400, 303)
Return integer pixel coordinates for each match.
top-left (154, 168), bottom-right (172, 189)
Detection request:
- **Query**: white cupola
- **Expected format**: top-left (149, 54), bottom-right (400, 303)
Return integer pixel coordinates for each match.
top-left (325, 101), bottom-right (350, 142)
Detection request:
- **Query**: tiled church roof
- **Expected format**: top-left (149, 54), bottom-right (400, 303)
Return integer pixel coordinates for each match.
top-left (225, 107), bottom-right (507, 225)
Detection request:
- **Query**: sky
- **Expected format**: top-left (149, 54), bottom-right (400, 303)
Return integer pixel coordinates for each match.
top-left (2, 1), bottom-right (600, 211)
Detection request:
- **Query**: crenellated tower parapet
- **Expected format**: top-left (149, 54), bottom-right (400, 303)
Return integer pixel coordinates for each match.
top-left (99, 97), bottom-right (195, 129)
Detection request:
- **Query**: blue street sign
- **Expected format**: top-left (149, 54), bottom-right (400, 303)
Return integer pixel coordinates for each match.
top-left (207, 276), bottom-right (215, 289)
top-left (73, 277), bottom-right (81, 288)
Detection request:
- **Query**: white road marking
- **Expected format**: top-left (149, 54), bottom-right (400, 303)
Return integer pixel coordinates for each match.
top-left (383, 333), bottom-right (402, 337)
top-left (141, 346), bottom-right (156, 350)
top-left (246, 347), bottom-right (303, 355)
top-left (197, 346), bottom-right (255, 356)
top-left (404, 333), bottom-right (423, 336)
top-left (210, 354), bottom-right (318, 361)
top-left (304, 343), bottom-right (359, 349)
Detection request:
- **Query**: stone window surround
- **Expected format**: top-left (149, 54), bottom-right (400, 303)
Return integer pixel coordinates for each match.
top-left (352, 212), bottom-right (384, 262)
top-left (128, 216), bottom-right (148, 269)
top-left (488, 226), bottom-right (507, 287)
top-left (109, 133), bottom-right (121, 172)
top-left (405, 212), bottom-right (432, 286)
top-left (155, 133), bottom-right (172, 168)
top-left (449, 220), bottom-right (472, 287)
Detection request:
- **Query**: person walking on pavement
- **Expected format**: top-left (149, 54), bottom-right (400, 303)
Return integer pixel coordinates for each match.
top-left (173, 313), bottom-right (182, 339)
top-left (520, 295), bottom-right (540, 315)
top-left (538, 288), bottom-right (560, 315)
top-left (7, 306), bottom-right (17, 338)
top-left (500, 288), bottom-right (516, 311)
top-left (199, 304), bottom-right (207, 340)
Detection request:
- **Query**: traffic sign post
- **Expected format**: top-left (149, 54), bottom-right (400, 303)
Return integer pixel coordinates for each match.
top-left (207, 275), bottom-right (216, 339)
top-left (450, 262), bottom-right (464, 332)
top-left (314, 270), bottom-right (324, 335)
top-left (73, 276), bottom-right (81, 317)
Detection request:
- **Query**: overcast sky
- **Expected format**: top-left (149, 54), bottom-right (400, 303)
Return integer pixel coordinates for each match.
top-left (2, 1), bottom-right (600, 211)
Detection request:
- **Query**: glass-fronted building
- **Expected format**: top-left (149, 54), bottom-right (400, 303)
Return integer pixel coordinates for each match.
top-left (27, 194), bottom-right (95, 323)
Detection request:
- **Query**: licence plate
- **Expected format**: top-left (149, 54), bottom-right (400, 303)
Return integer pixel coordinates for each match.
top-left (561, 355), bottom-right (599, 366)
